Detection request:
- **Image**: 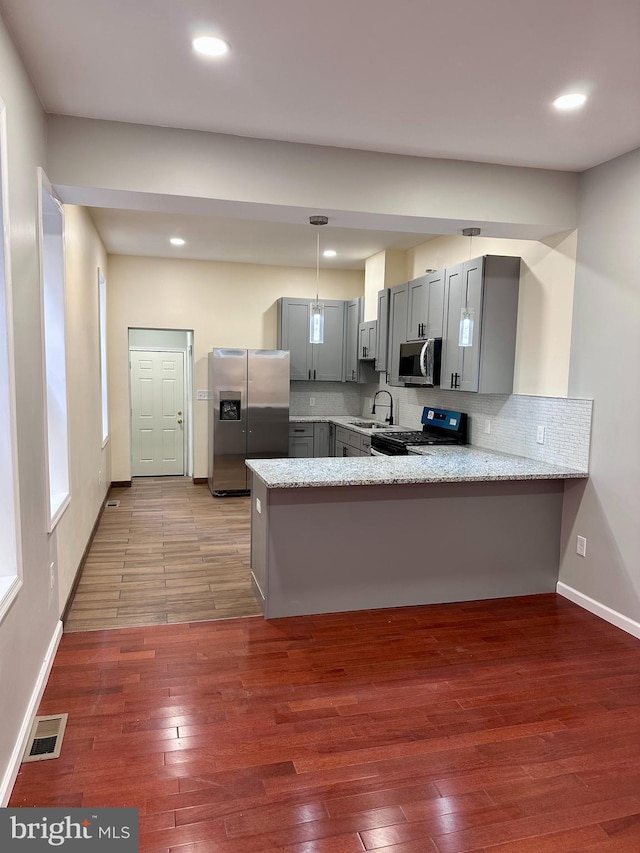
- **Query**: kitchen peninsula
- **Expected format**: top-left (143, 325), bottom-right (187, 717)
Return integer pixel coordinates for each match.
top-left (247, 448), bottom-right (588, 619)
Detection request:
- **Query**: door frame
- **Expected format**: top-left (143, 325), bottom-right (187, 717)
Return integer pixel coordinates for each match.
top-left (128, 341), bottom-right (193, 477)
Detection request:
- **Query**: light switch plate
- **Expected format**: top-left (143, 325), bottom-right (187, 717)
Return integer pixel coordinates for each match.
top-left (536, 425), bottom-right (546, 444)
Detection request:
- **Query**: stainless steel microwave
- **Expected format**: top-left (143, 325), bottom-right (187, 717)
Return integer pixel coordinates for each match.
top-left (398, 338), bottom-right (442, 386)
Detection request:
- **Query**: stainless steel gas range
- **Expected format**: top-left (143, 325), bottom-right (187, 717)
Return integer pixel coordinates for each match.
top-left (370, 407), bottom-right (468, 456)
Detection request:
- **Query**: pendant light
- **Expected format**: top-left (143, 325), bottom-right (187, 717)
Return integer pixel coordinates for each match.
top-left (459, 227), bottom-right (480, 348)
top-left (309, 215), bottom-right (328, 344)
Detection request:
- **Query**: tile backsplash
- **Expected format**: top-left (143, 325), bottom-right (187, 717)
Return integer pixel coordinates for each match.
top-left (290, 382), bottom-right (363, 417)
top-left (291, 380), bottom-right (591, 471)
top-left (360, 383), bottom-right (592, 471)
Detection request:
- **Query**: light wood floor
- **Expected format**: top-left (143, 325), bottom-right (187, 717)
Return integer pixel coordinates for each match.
top-left (64, 477), bottom-right (261, 633)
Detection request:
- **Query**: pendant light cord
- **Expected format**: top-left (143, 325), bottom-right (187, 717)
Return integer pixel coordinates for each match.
top-left (316, 230), bottom-right (320, 302)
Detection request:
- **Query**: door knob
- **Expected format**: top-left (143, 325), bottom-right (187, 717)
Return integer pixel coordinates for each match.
top-left (177, 410), bottom-right (182, 416)
top-left (177, 419), bottom-right (183, 425)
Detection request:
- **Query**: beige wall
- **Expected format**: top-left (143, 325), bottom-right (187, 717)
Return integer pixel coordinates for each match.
top-left (55, 205), bottom-right (110, 611)
top-left (363, 249), bottom-right (411, 320)
top-left (0, 13), bottom-right (60, 802)
top-left (407, 233), bottom-right (577, 397)
top-left (560, 146), bottom-right (640, 629)
top-left (48, 116), bottom-right (579, 240)
top-left (108, 255), bottom-right (363, 480)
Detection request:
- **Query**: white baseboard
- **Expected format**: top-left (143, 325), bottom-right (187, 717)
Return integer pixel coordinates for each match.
top-left (0, 620), bottom-right (63, 806)
top-left (557, 582), bottom-right (640, 641)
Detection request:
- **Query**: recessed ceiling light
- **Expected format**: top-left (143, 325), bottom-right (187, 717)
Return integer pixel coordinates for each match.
top-left (170, 237), bottom-right (186, 246)
top-left (553, 92), bottom-right (588, 111)
top-left (192, 36), bottom-right (230, 58)
top-left (323, 249), bottom-right (337, 258)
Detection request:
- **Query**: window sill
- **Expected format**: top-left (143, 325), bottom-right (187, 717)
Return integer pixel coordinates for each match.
top-left (0, 575), bottom-right (22, 625)
top-left (48, 491), bottom-right (71, 532)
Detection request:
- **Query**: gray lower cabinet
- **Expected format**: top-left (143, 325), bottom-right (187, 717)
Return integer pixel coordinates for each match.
top-left (387, 282), bottom-right (409, 386)
top-left (375, 289), bottom-right (389, 372)
top-left (288, 423), bottom-right (315, 457)
top-left (440, 255), bottom-right (520, 393)
top-left (313, 422), bottom-right (331, 457)
top-left (289, 421), bottom-right (332, 457)
top-left (334, 425), bottom-right (371, 457)
top-left (277, 297), bottom-right (345, 381)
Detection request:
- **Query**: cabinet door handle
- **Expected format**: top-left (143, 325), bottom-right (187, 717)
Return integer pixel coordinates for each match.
top-left (308, 369), bottom-right (311, 380)
top-left (314, 369), bottom-right (316, 380)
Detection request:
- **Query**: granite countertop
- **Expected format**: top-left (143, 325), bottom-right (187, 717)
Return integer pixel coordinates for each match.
top-left (246, 445), bottom-right (588, 489)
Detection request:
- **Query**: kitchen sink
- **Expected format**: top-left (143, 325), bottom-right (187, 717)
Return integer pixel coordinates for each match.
top-left (348, 421), bottom-right (391, 429)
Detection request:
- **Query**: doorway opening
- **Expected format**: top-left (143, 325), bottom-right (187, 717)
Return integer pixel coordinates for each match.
top-left (129, 328), bottom-right (194, 477)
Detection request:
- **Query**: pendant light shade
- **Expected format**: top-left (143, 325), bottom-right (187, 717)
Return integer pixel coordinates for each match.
top-left (309, 301), bottom-right (325, 344)
top-left (309, 215), bottom-right (328, 344)
top-left (459, 227), bottom-right (480, 348)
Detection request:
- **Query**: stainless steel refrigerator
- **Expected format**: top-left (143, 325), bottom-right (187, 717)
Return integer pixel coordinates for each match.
top-left (208, 348), bottom-right (290, 496)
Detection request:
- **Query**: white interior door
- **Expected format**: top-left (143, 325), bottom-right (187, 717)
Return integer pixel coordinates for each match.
top-left (130, 350), bottom-right (185, 476)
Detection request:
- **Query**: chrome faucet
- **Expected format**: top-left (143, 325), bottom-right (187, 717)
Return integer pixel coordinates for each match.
top-left (372, 390), bottom-right (394, 425)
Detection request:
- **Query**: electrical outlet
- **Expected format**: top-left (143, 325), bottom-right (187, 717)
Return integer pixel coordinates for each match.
top-left (484, 419), bottom-right (491, 434)
top-left (309, 397), bottom-right (316, 407)
top-left (536, 425), bottom-right (546, 444)
top-left (576, 535), bottom-right (587, 557)
top-left (49, 561), bottom-right (55, 590)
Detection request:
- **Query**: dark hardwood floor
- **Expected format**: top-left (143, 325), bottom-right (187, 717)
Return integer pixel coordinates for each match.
top-left (64, 477), bottom-right (260, 632)
top-left (11, 593), bottom-right (640, 852)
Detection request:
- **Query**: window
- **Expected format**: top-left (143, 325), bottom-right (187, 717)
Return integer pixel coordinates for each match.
top-left (0, 97), bottom-right (23, 621)
top-left (98, 269), bottom-right (109, 445)
top-left (38, 168), bottom-right (70, 530)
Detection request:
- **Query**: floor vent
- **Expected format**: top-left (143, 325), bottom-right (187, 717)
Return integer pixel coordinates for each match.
top-left (22, 713), bottom-right (68, 762)
top-left (106, 500), bottom-right (120, 508)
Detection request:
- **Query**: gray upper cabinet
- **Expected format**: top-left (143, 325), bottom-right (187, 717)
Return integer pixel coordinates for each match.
top-left (345, 297), bottom-right (363, 382)
top-left (440, 255), bottom-right (520, 394)
top-left (407, 275), bottom-right (429, 341)
top-left (425, 270), bottom-right (445, 338)
top-left (375, 289), bottom-right (389, 372)
top-left (407, 271), bottom-right (445, 340)
top-left (387, 282), bottom-right (409, 386)
top-left (358, 320), bottom-right (376, 360)
top-left (278, 297), bottom-right (345, 382)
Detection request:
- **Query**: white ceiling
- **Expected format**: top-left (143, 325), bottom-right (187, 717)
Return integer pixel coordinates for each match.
top-left (2, 0), bottom-right (639, 267)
